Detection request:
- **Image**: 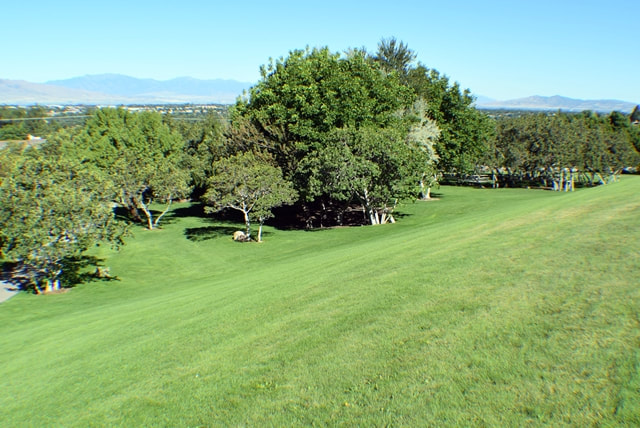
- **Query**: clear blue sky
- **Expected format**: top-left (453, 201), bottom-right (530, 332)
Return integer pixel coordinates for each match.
top-left (3, 0), bottom-right (638, 102)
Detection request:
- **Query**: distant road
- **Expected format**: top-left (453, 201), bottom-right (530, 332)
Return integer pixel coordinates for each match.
top-left (0, 281), bottom-right (18, 303)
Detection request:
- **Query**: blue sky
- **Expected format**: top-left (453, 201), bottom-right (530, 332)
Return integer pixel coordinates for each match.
top-left (4, 0), bottom-right (638, 101)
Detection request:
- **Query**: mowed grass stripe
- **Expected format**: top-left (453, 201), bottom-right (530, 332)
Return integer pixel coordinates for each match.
top-left (1, 177), bottom-right (638, 426)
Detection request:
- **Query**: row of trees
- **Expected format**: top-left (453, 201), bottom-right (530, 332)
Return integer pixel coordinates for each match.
top-left (3, 39), bottom-right (639, 292)
top-left (1, 107), bottom-right (197, 292)
top-left (485, 111), bottom-right (640, 189)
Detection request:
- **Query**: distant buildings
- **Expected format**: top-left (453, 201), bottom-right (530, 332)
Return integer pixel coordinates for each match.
top-left (0, 136), bottom-right (46, 150)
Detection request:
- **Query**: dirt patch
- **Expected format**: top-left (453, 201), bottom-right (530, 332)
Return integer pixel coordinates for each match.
top-left (42, 288), bottom-right (71, 295)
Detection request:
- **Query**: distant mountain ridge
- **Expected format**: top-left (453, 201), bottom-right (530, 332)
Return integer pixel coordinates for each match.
top-left (476, 95), bottom-right (637, 113)
top-left (1, 75), bottom-right (636, 111)
top-left (0, 75), bottom-right (253, 105)
top-left (0, 79), bottom-right (123, 105)
top-left (47, 74), bottom-right (252, 102)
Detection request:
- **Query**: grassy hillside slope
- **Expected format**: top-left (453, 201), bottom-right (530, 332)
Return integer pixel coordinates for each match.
top-left (1, 178), bottom-right (639, 426)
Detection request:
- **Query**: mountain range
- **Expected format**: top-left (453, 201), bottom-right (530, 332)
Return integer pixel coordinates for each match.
top-left (475, 95), bottom-right (637, 113)
top-left (0, 74), bottom-right (637, 113)
top-left (0, 74), bottom-right (253, 105)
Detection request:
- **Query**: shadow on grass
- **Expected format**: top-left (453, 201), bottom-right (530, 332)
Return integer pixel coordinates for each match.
top-left (60, 255), bottom-right (120, 286)
top-left (392, 211), bottom-right (412, 220)
top-left (2, 256), bottom-right (119, 294)
top-left (184, 224), bottom-right (276, 242)
top-left (114, 206), bottom-right (132, 223)
top-left (184, 225), bottom-right (239, 242)
top-left (114, 202), bottom-right (209, 228)
top-left (166, 202), bottom-right (207, 220)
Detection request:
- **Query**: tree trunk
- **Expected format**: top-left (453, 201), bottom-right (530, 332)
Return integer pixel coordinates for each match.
top-left (153, 199), bottom-right (173, 229)
top-left (380, 211), bottom-right (395, 224)
top-left (550, 167), bottom-right (560, 191)
top-left (303, 204), bottom-right (313, 229)
top-left (380, 199), bottom-right (398, 224)
top-left (320, 200), bottom-right (327, 229)
top-left (34, 282), bottom-right (44, 295)
top-left (609, 169), bottom-right (621, 183)
top-left (139, 203), bottom-right (154, 230)
top-left (569, 169), bottom-right (575, 191)
top-left (137, 196), bottom-right (160, 230)
top-left (243, 210), bottom-right (251, 240)
top-left (419, 178), bottom-right (427, 199)
top-left (362, 188), bottom-right (379, 225)
top-left (44, 277), bottom-right (61, 293)
top-left (258, 217), bottom-right (264, 242)
top-left (371, 210), bottom-right (379, 225)
top-left (128, 196), bottom-right (143, 223)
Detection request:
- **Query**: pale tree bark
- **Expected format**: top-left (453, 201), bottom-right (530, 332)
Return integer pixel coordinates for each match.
top-left (419, 173), bottom-right (437, 199)
top-left (419, 178), bottom-right (430, 200)
top-left (153, 199), bottom-right (173, 228)
top-left (379, 199), bottom-right (398, 224)
top-left (139, 203), bottom-right (155, 230)
top-left (360, 188), bottom-right (397, 225)
top-left (362, 188), bottom-right (378, 225)
top-left (242, 202), bottom-right (251, 240)
top-left (608, 169), bottom-right (622, 183)
top-left (45, 279), bottom-right (61, 293)
top-left (257, 217), bottom-right (265, 243)
top-left (550, 167), bottom-right (562, 191)
top-left (138, 197), bottom-right (173, 230)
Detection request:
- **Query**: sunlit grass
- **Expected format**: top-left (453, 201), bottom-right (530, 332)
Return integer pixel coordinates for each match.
top-left (1, 177), bottom-right (639, 426)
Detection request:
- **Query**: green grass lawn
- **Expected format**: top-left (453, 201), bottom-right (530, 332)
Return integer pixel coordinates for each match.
top-left (1, 178), bottom-right (639, 426)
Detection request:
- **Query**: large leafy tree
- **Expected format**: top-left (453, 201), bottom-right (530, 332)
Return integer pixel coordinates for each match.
top-left (304, 125), bottom-right (427, 225)
top-left (234, 47), bottom-right (414, 199)
top-left (404, 98), bottom-right (441, 199)
top-left (0, 147), bottom-right (127, 293)
top-left (233, 46), bottom-right (433, 228)
top-left (170, 111), bottom-right (229, 196)
top-left (51, 108), bottom-right (192, 230)
top-left (204, 151), bottom-right (297, 242)
top-left (370, 38), bottom-right (494, 177)
top-left (405, 65), bottom-right (493, 174)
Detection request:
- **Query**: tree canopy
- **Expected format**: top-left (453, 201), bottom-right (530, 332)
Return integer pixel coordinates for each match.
top-left (204, 151), bottom-right (297, 242)
top-left (49, 108), bottom-right (192, 229)
top-left (405, 65), bottom-right (494, 174)
top-left (232, 46), bottom-right (442, 225)
top-left (235, 47), bottom-right (414, 182)
top-left (0, 147), bottom-right (127, 293)
top-left (373, 37), bottom-right (417, 78)
top-left (487, 111), bottom-right (640, 189)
